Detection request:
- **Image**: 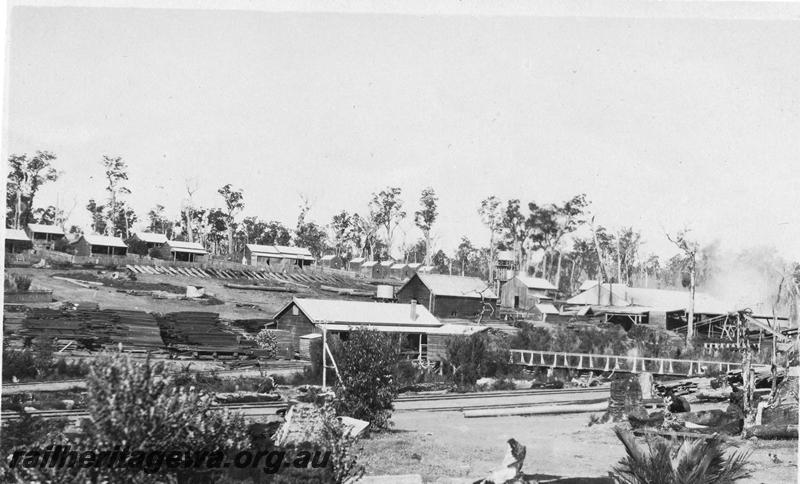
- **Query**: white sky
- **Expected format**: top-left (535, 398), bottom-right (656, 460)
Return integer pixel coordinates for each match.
top-left (3, 1), bottom-right (800, 261)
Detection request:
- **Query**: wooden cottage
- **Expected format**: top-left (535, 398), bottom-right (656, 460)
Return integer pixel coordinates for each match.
top-left (348, 257), bottom-right (366, 272)
top-left (319, 254), bottom-right (344, 270)
top-left (396, 273), bottom-right (498, 319)
top-left (360, 260), bottom-right (380, 278)
top-left (130, 232), bottom-right (168, 250)
top-left (390, 262), bottom-right (410, 280)
top-left (273, 297), bottom-right (487, 361)
top-left (158, 240), bottom-right (207, 262)
top-left (377, 260), bottom-right (394, 279)
top-left (5, 228), bottom-right (32, 253)
top-left (72, 234), bottom-right (128, 256)
top-left (26, 223), bottom-right (65, 249)
top-left (499, 275), bottom-right (558, 309)
top-left (244, 244), bottom-right (314, 269)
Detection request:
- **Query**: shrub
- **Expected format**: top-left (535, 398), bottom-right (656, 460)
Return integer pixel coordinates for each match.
top-left (510, 324), bottom-right (552, 351)
top-left (53, 237), bottom-right (71, 253)
top-left (13, 274), bottom-right (32, 292)
top-left (254, 329), bottom-right (279, 358)
top-left (148, 247), bottom-right (167, 259)
top-left (611, 427), bottom-right (751, 483)
top-left (331, 329), bottom-right (401, 431)
top-left (125, 238), bottom-right (149, 256)
top-left (444, 332), bottom-right (511, 388)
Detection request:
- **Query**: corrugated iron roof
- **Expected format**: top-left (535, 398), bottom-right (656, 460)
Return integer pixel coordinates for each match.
top-left (579, 280), bottom-right (599, 291)
top-left (285, 298), bottom-right (441, 327)
top-left (5, 228), bottom-right (31, 241)
top-left (496, 250), bottom-right (515, 261)
top-left (134, 232), bottom-right (168, 244)
top-left (165, 240), bottom-right (207, 254)
top-left (362, 261), bottom-right (378, 268)
top-left (379, 260), bottom-right (394, 267)
top-left (407, 263), bottom-right (422, 269)
top-left (320, 254), bottom-right (336, 261)
top-left (515, 276), bottom-right (557, 291)
top-left (80, 234), bottom-right (128, 248)
top-left (27, 223), bottom-right (65, 235)
top-left (535, 303), bottom-right (560, 315)
top-left (409, 273), bottom-right (498, 299)
top-left (246, 244), bottom-right (314, 261)
top-left (391, 263), bottom-right (408, 269)
top-left (350, 257), bottom-right (366, 264)
top-left (566, 284), bottom-right (734, 314)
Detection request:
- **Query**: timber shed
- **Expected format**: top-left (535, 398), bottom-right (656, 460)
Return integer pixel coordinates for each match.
top-left (396, 273), bottom-right (498, 319)
top-left (500, 275), bottom-right (558, 309)
top-left (72, 234), bottom-right (128, 256)
top-left (273, 297), bottom-right (487, 361)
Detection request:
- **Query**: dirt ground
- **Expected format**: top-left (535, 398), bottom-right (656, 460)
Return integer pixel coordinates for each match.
top-left (357, 410), bottom-right (798, 483)
top-left (7, 267), bottom-right (297, 319)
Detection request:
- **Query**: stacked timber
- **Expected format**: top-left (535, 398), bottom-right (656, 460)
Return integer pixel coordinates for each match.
top-left (156, 311), bottom-right (257, 352)
top-left (228, 319), bottom-right (273, 335)
top-left (18, 308), bottom-right (165, 350)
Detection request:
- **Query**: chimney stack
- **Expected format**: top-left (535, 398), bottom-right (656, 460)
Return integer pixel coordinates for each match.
top-left (410, 299), bottom-right (418, 320)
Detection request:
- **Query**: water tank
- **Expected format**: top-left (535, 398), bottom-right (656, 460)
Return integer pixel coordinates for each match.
top-left (376, 285), bottom-right (394, 300)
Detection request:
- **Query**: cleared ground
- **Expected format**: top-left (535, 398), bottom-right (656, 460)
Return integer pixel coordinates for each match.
top-left (358, 406), bottom-right (798, 483)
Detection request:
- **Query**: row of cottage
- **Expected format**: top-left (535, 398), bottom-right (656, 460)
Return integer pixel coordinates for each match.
top-left (6, 224), bottom-right (435, 277)
top-left (4, 224), bottom-right (315, 267)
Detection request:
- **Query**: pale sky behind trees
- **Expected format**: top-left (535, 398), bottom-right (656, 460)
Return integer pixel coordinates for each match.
top-left (4, 2), bottom-right (800, 262)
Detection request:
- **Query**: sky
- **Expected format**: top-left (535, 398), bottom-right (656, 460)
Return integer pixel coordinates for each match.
top-left (4, 2), bottom-right (800, 262)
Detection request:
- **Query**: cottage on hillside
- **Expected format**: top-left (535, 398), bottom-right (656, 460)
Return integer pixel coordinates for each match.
top-left (129, 232), bottom-right (168, 251)
top-left (158, 240), bottom-right (208, 262)
top-left (26, 223), bottom-right (65, 249)
top-left (5, 228), bottom-right (32, 253)
top-left (500, 275), bottom-right (558, 309)
top-left (72, 234), bottom-right (128, 257)
top-left (244, 244), bottom-right (314, 268)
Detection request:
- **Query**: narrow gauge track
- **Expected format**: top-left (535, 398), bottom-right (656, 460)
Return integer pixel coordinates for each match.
top-left (1, 401), bottom-right (288, 422)
top-left (396, 396), bottom-right (608, 413)
top-left (395, 386), bottom-right (609, 402)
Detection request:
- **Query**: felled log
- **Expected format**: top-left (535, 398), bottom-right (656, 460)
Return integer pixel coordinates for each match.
top-left (744, 424), bottom-right (798, 439)
top-left (214, 392), bottom-right (282, 404)
top-left (464, 401), bottom-right (607, 418)
top-left (224, 283), bottom-right (296, 293)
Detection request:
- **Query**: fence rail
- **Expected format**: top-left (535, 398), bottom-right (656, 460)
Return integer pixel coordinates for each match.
top-left (509, 349), bottom-right (761, 376)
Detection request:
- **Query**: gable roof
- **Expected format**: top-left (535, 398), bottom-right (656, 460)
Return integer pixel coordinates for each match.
top-left (379, 260), bottom-right (394, 267)
top-left (246, 244), bottom-right (314, 261)
top-left (281, 297), bottom-right (441, 328)
top-left (165, 240), bottom-right (207, 254)
top-left (27, 223), bottom-right (65, 235)
top-left (362, 261), bottom-right (378, 268)
top-left (496, 250), bottom-right (515, 261)
top-left (350, 257), bottom-right (366, 264)
top-left (407, 262), bottom-right (422, 269)
top-left (80, 234), bottom-right (128, 248)
top-left (406, 273), bottom-right (498, 299)
top-left (320, 254), bottom-right (336, 261)
top-left (515, 276), bottom-right (557, 291)
top-left (579, 280), bottom-right (599, 291)
top-left (5, 228), bottom-right (31, 242)
top-left (134, 232), bottom-right (168, 244)
top-left (391, 263), bottom-right (408, 269)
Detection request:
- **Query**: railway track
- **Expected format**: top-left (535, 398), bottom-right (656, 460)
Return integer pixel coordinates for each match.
top-left (2, 386), bottom-right (611, 420)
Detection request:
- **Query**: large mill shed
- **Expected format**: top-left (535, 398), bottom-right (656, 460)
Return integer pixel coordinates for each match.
top-left (273, 297), bottom-right (486, 361)
top-left (396, 273), bottom-right (498, 319)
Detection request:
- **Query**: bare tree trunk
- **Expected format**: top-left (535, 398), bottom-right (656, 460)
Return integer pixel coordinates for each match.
top-left (424, 230), bottom-right (432, 266)
top-left (687, 256), bottom-right (696, 341)
top-left (615, 238), bottom-right (622, 284)
top-left (488, 230), bottom-right (495, 282)
top-left (591, 224), bottom-right (606, 283)
top-left (554, 251), bottom-right (563, 290)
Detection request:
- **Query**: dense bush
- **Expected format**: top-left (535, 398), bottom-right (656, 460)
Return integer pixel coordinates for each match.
top-left (125, 238), bottom-right (149, 256)
top-left (148, 247), bottom-right (167, 259)
top-left (254, 329), bottom-right (279, 358)
top-left (53, 237), bottom-right (71, 253)
top-left (444, 332), bottom-right (512, 388)
top-left (13, 275), bottom-right (32, 292)
top-left (509, 324), bottom-right (552, 350)
top-left (331, 329), bottom-right (401, 431)
top-left (2, 345), bottom-right (89, 382)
